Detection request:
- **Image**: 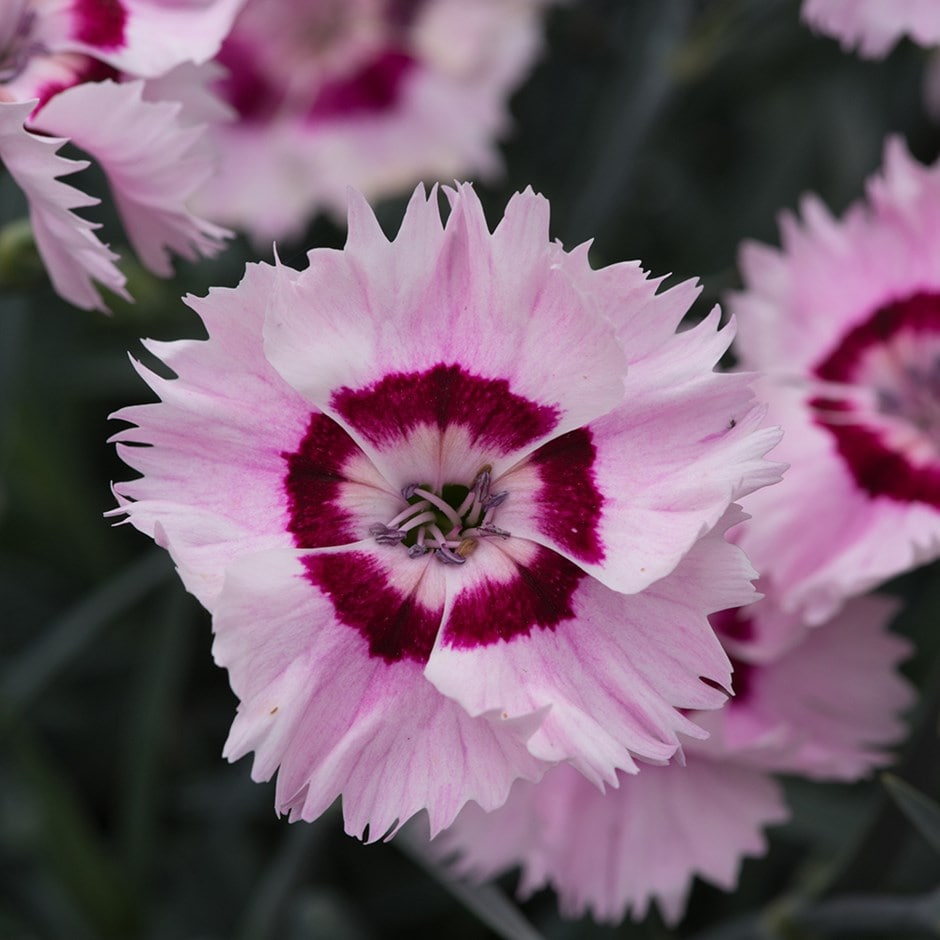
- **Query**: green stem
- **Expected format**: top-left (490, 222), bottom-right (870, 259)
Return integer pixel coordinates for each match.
top-left (117, 581), bottom-right (194, 887)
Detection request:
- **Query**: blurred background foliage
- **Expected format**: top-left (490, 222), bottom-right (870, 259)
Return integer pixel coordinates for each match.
top-left (2, 0), bottom-right (940, 937)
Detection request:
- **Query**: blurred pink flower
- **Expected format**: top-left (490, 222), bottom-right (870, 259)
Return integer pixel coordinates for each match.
top-left (730, 138), bottom-right (940, 622)
top-left (0, 0), bottom-right (243, 310)
top-left (437, 756), bottom-right (787, 925)
top-left (196, 0), bottom-right (557, 242)
top-left (702, 591), bottom-right (913, 780)
top-left (111, 184), bottom-right (780, 840)
top-left (436, 588), bottom-right (911, 924)
top-left (801, 0), bottom-right (940, 57)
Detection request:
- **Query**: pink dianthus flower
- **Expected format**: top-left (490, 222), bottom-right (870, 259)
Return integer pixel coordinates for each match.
top-left (801, 0), bottom-right (940, 57)
top-left (436, 587), bottom-right (912, 924)
top-left (111, 184), bottom-right (781, 840)
top-left (196, 0), bottom-right (556, 242)
top-left (730, 138), bottom-right (940, 622)
top-left (0, 0), bottom-right (243, 310)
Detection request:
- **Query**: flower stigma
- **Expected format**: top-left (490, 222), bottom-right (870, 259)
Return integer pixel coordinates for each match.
top-left (369, 464), bottom-right (510, 565)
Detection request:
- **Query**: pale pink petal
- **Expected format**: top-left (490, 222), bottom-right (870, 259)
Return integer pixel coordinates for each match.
top-left (801, 0), bottom-right (940, 57)
top-left (214, 548), bottom-right (549, 840)
top-left (110, 262), bottom-right (400, 607)
top-left (139, 60), bottom-right (234, 125)
top-left (36, 78), bottom-right (229, 277)
top-left (192, 121), bottom-right (325, 245)
top-left (1, 49), bottom-right (105, 109)
top-left (36, 0), bottom-right (246, 77)
top-left (0, 99), bottom-right (128, 310)
top-left (437, 757), bottom-right (788, 925)
top-left (499, 313), bottom-right (782, 594)
top-left (699, 593), bottom-right (914, 779)
top-left (263, 186), bottom-right (628, 483)
top-left (711, 576), bottom-right (812, 664)
top-left (425, 520), bottom-right (754, 783)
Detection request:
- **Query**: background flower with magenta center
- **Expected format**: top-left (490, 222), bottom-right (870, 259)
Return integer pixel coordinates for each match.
top-left (731, 139), bottom-right (940, 621)
top-left (196, 0), bottom-right (558, 242)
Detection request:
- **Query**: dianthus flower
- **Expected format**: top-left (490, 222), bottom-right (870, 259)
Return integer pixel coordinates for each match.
top-left (111, 185), bottom-right (781, 840)
top-left (801, 0), bottom-right (940, 57)
top-left (196, 0), bottom-right (555, 242)
top-left (730, 138), bottom-right (940, 622)
top-left (0, 0), bottom-right (243, 310)
top-left (436, 586), bottom-right (911, 924)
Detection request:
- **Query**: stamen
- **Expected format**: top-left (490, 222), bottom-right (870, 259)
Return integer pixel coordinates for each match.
top-left (397, 510), bottom-right (437, 532)
top-left (474, 466), bottom-right (492, 500)
top-left (463, 522), bottom-right (510, 539)
top-left (481, 523), bottom-right (510, 538)
top-left (465, 498), bottom-right (485, 528)
top-left (482, 491), bottom-right (508, 510)
top-left (426, 522), bottom-right (450, 548)
top-left (455, 489), bottom-right (477, 517)
top-left (411, 487), bottom-right (462, 531)
top-left (434, 545), bottom-right (467, 565)
top-left (387, 498), bottom-right (432, 529)
top-left (372, 463), bottom-right (510, 563)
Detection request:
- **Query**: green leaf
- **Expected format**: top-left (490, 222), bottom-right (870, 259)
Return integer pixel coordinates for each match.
top-left (0, 218), bottom-right (44, 291)
top-left (9, 727), bottom-right (137, 938)
top-left (117, 582), bottom-right (193, 885)
top-left (883, 773), bottom-right (940, 857)
top-left (0, 551), bottom-right (171, 719)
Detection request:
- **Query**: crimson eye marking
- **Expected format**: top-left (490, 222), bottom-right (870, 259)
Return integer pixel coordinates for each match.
top-left (73, 0), bottom-right (127, 49)
top-left (811, 291), bottom-right (940, 506)
top-left (331, 362), bottom-right (560, 452)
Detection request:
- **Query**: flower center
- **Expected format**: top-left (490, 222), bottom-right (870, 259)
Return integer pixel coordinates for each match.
top-left (370, 465), bottom-right (510, 564)
top-left (872, 353), bottom-right (940, 436)
top-left (231, 0), bottom-right (386, 94)
top-left (0, 3), bottom-right (38, 85)
top-left (810, 290), bottom-right (940, 504)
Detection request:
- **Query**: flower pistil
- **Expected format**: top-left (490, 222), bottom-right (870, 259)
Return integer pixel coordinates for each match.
top-left (370, 465), bottom-right (510, 564)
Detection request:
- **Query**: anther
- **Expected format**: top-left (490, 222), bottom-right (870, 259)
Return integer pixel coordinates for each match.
top-left (401, 483), bottom-right (420, 500)
top-left (435, 546), bottom-right (467, 565)
top-left (473, 466), bottom-right (492, 500)
top-left (369, 523), bottom-right (406, 544)
top-left (466, 522), bottom-right (510, 539)
top-left (455, 538), bottom-right (478, 558)
top-left (482, 491), bottom-right (508, 510)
